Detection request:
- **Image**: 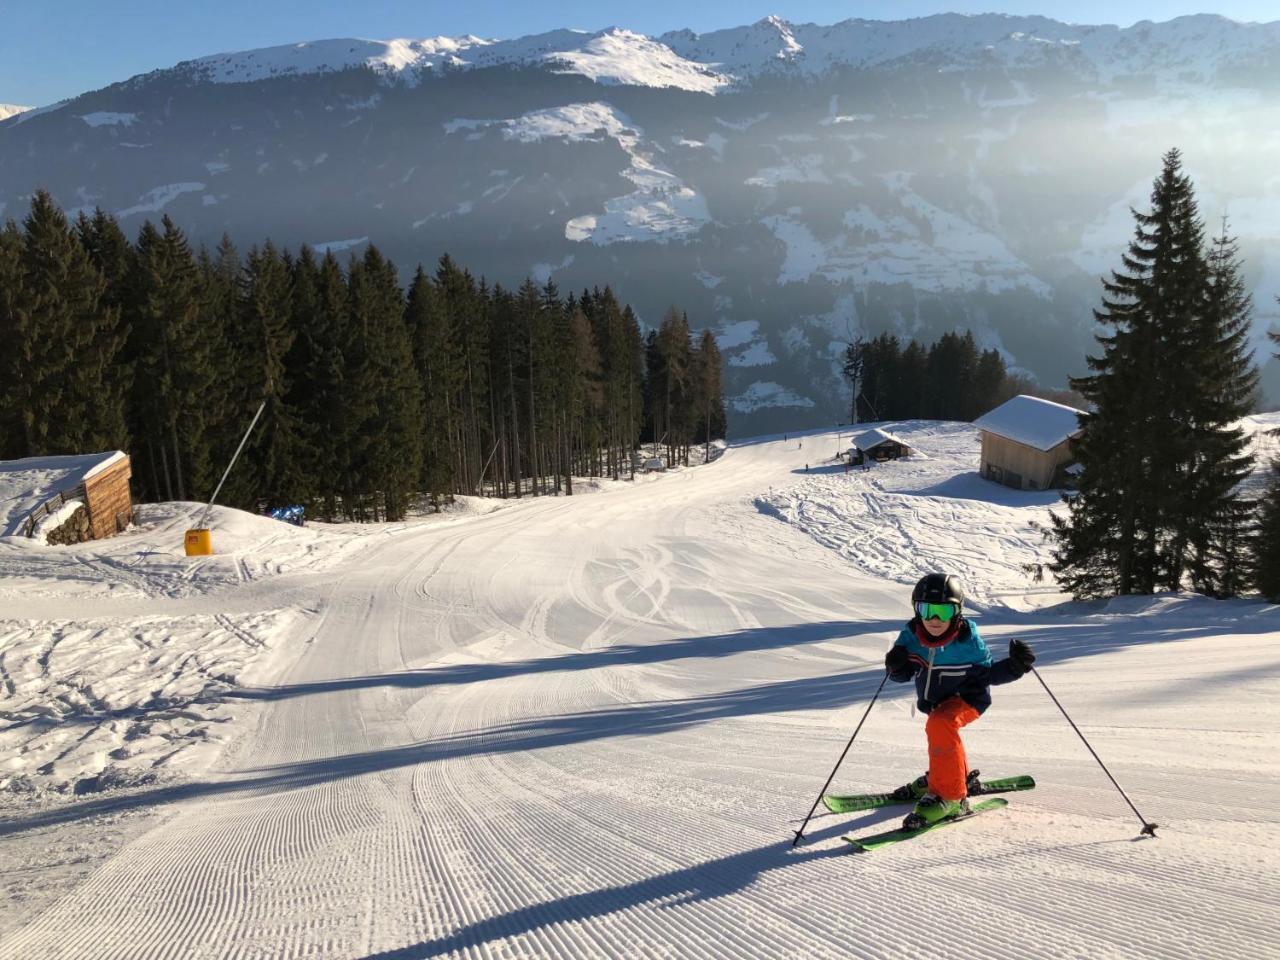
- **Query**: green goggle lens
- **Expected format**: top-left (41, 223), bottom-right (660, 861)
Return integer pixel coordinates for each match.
top-left (916, 601), bottom-right (958, 622)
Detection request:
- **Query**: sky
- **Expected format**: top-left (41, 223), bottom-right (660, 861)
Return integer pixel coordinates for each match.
top-left (2, 1), bottom-right (1277, 106)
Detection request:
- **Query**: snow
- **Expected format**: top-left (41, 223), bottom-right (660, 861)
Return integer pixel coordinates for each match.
top-left (309, 236), bottom-right (368, 254)
top-left (444, 103), bottom-right (710, 244)
top-left (115, 182), bottom-right (205, 219)
top-left (973, 394), bottom-right (1086, 451)
top-left (544, 29), bottom-right (731, 93)
top-left (177, 28), bottom-right (730, 94)
top-left (762, 176), bottom-right (1051, 295)
top-left (30, 501), bottom-right (84, 542)
top-left (0, 104), bottom-right (32, 122)
top-left (0, 452), bottom-right (126, 538)
top-left (78, 112), bottom-right (137, 128)
top-left (745, 154), bottom-right (831, 188)
top-left (714, 320), bottom-right (758, 350)
top-left (729, 380), bottom-right (815, 412)
top-left (850, 427), bottom-right (912, 452)
top-left (1, 421), bottom-right (1278, 956)
top-left (530, 255), bottom-right (573, 285)
top-left (727, 340), bottom-right (777, 367)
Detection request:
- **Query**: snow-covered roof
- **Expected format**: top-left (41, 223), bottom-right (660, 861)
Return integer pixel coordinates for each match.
top-left (973, 395), bottom-right (1084, 451)
top-left (0, 451), bottom-right (126, 537)
top-left (851, 427), bottom-right (911, 452)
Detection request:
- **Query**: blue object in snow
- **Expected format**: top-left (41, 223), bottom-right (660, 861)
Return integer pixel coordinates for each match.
top-left (269, 504), bottom-right (305, 526)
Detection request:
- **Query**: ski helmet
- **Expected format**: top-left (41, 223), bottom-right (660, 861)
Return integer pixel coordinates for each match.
top-left (911, 573), bottom-right (964, 612)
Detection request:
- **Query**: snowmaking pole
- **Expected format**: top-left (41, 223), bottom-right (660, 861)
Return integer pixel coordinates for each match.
top-left (791, 671), bottom-right (889, 847)
top-left (1030, 666), bottom-right (1158, 837)
top-left (185, 389), bottom-right (269, 557)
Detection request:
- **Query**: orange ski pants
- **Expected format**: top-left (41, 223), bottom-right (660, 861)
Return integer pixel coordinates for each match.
top-left (925, 696), bottom-right (981, 800)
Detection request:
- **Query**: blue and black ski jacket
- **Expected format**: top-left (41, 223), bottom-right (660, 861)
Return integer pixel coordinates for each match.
top-left (887, 617), bottom-right (1025, 715)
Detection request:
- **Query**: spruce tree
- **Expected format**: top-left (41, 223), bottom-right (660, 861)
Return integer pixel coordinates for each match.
top-left (223, 242), bottom-right (303, 511)
top-left (192, 236), bottom-right (243, 503)
top-left (360, 246), bottom-right (423, 520)
top-left (1179, 226), bottom-right (1258, 595)
top-left (1252, 324), bottom-right (1280, 600)
top-left (0, 220), bottom-right (24, 458)
top-left (129, 218), bottom-right (227, 502)
top-left (308, 251), bottom-right (352, 518)
top-left (694, 329), bottom-right (726, 462)
top-left (11, 191), bottom-right (127, 457)
top-left (1048, 148), bottom-right (1248, 598)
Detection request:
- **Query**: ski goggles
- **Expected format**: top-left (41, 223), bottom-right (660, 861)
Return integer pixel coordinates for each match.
top-left (915, 601), bottom-right (959, 622)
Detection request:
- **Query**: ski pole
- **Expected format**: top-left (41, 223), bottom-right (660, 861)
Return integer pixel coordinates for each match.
top-left (791, 671), bottom-right (889, 847)
top-left (1031, 666), bottom-right (1158, 838)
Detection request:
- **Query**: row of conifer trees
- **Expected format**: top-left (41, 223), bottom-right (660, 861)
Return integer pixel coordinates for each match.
top-left (841, 328), bottom-right (1032, 423)
top-left (0, 191), bottom-right (727, 521)
top-left (1045, 149), bottom-right (1277, 601)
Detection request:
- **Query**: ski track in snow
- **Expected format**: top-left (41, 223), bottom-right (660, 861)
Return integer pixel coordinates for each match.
top-left (1, 423), bottom-right (1278, 958)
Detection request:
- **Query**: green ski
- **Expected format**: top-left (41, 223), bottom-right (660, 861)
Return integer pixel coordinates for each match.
top-left (823, 775), bottom-right (1034, 814)
top-left (843, 797), bottom-right (1009, 851)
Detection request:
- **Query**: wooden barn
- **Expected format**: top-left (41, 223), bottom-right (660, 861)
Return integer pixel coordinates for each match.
top-left (972, 395), bottom-right (1084, 491)
top-left (848, 428), bottom-right (913, 465)
top-left (0, 451), bottom-right (134, 543)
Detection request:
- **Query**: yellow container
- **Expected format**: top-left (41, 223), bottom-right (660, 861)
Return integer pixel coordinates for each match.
top-left (184, 528), bottom-right (213, 556)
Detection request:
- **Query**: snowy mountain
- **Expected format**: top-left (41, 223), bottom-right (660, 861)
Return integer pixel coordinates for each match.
top-left (3, 14), bottom-right (1280, 432)
top-left (0, 104), bottom-right (31, 121)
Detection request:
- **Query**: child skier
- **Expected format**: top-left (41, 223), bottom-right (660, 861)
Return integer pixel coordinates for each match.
top-left (885, 572), bottom-right (1036, 829)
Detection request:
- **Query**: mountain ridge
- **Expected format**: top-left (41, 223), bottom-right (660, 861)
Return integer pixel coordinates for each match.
top-left (2, 13), bottom-right (1279, 430)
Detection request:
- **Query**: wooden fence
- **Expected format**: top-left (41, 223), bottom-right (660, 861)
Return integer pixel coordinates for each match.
top-left (22, 484), bottom-right (87, 539)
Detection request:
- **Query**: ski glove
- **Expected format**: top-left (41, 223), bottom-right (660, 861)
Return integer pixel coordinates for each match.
top-left (885, 645), bottom-right (911, 673)
top-left (1009, 639), bottom-right (1036, 672)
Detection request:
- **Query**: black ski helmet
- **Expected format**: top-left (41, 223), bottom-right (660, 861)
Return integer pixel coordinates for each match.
top-left (911, 573), bottom-right (965, 613)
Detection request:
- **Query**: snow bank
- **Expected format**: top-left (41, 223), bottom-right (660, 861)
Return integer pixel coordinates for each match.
top-left (755, 421), bottom-right (1063, 607)
top-left (0, 608), bottom-right (302, 794)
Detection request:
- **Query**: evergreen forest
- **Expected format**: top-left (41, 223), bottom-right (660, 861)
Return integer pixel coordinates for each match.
top-left (0, 192), bottom-right (727, 521)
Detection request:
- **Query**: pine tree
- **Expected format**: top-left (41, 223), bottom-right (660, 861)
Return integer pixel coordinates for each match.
top-left (307, 251), bottom-right (352, 518)
top-left (656, 308), bottom-right (693, 465)
top-left (1048, 148), bottom-right (1242, 598)
top-left (360, 246), bottom-right (423, 520)
top-left (1252, 323), bottom-right (1280, 600)
top-left (972, 347), bottom-right (1007, 417)
top-left (0, 220), bottom-right (25, 458)
top-left (192, 235), bottom-right (243, 504)
top-left (10, 191), bottom-right (127, 457)
top-left (222, 242), bottom-right (303, 511)
top-left (1179, 225), bottom-right (1258, 595)
top-left (897, 341), bottom-right (929, 419)
top-left (127, 219), bottom-right (221, 502)
top-left (692, 328), bottom-right (726, 462)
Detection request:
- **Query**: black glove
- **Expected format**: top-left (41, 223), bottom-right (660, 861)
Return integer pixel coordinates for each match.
top-left (1009, 639), bottom-right (1036, 672)
top-left (885, 646), bottom-right (910, 673)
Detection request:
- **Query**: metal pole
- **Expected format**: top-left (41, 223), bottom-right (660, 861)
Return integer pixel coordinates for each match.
top-left (197, 398), bottom-right (267, 530)
top-left (792, 671), bottom-right (889, 847)
top-left (1031, 666), bottom-right (1158, 837)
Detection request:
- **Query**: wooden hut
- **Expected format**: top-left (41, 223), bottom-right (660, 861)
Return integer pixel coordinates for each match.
top-left (972, 395), bottom-right (1084, 491)
top-left (0, 451), bottom-right (134, 542)
top-left (849, 428), bottom-right (913, 464)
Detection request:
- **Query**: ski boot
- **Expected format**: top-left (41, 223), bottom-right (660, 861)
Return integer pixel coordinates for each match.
top-left (903, 793), bottom-right (971, 831)
top-left (890, 769), bottom-right (980, 803)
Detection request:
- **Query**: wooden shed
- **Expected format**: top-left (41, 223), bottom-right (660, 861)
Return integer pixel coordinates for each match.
top-left (972, 395), bottom-right (1084, 491)
top-left (849, 428), bottom-right (913, 464)
top-left (0, 451), bottom-right (134, 543)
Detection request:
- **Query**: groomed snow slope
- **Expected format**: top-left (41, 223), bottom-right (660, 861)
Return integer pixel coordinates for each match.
top-left (1, 422), bottom-right (1277, 958)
